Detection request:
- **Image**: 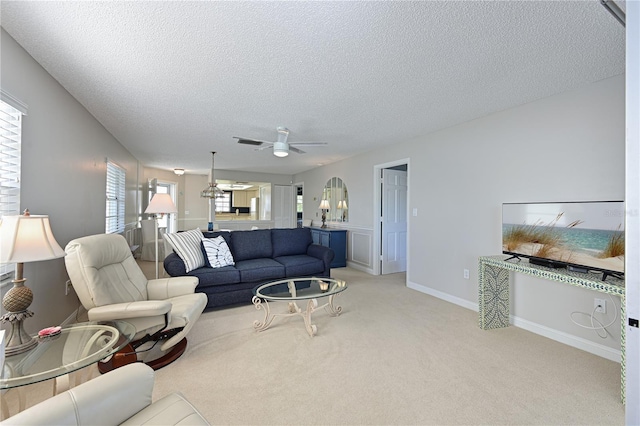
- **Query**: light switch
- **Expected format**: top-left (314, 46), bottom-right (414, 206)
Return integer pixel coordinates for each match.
top-left (412, 208), bottom-right (418, 217)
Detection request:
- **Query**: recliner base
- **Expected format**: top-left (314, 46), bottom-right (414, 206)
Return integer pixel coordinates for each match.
top-left (98, 337), bottom-right (188, 374)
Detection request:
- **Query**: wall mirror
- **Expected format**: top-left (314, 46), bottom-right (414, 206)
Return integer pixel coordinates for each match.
top-left (322, 177), bottom-right (349, 222)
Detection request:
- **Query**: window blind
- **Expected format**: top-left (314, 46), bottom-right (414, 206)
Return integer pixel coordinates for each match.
top-left (105, 160), bottom-right (126, 234)
top-left (0, 100), bottom-right (23, 282)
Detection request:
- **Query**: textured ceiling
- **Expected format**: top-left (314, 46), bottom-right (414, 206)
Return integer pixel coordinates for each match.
top-left (0, 1), bottom-right (625, 175)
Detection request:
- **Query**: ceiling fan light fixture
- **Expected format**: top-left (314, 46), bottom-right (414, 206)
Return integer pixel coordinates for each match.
top-left (273, 141), bottom-right (289, 157)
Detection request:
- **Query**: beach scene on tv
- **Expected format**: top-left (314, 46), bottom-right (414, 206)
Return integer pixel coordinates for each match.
top-left (502, 202), bottom-right (625, 274)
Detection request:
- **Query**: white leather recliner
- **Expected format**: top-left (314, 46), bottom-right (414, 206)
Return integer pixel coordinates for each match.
top-left (64, 233), bottom-right (207, 369)
top-left (1, 363), bottom-right (210, 425)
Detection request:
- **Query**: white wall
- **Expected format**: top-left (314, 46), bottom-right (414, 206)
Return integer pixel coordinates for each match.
top-left (0, 29), bottom-right (141, 331)
top-left (295, 75), bottom-right (626, 357)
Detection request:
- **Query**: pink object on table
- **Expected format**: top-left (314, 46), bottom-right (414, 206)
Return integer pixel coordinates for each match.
top-left (38, 326), bottom-right (61, 337)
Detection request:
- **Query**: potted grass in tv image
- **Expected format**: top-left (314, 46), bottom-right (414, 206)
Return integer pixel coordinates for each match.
top-left (502, 201), bottom-right (625, 281)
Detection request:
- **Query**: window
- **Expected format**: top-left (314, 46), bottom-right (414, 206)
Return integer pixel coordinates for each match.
top-left (105, 160), bottom-right (125, 234)
top-left (0, 98), bottom-right (24, 282)
top-left (214, 191), bottom-right (231, 213)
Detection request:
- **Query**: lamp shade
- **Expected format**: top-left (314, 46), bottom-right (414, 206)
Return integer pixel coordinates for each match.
top-left (0, 214), bottom-right (65, 263)
top-left (319, 199), bottom-right (330, 210)
top-left (145, 193), bottom-right (178, 214)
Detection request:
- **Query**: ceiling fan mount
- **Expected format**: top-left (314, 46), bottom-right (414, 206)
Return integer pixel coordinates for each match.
top-left (235, 127), bottom-right (327, 157)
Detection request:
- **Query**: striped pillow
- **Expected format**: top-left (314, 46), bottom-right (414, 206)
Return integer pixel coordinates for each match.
top-left (203, 236), bottom-right (235, 268)
top-left (163, 228), bottom-right (205, 273)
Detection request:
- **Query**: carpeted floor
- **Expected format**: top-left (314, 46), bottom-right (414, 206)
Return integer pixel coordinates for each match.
top-left (2, 264), bottom-right (625, 425)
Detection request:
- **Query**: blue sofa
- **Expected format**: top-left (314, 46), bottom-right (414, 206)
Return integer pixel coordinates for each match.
top-left (163, 227), bottom-right (335, 309)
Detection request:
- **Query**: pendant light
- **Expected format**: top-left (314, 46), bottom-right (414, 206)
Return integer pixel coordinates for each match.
top-left (200, 152), bottom-right (225, 199)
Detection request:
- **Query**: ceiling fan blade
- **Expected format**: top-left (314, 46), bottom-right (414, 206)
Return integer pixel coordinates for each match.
top-left (289, 145), bottom-right (306, 154)
top-left (235, 137), bottom-right (272, 146)
top-left (289, 142), bottom-right (328, 147)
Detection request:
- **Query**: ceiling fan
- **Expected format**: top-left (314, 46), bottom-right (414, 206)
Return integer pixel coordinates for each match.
top-left (234, 127), bottom-right (327, 157)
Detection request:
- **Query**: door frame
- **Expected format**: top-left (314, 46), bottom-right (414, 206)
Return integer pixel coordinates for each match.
top-left (294, 182), bottom-right (304, 227)
top-left (373, 158), bottom-right (410, 276)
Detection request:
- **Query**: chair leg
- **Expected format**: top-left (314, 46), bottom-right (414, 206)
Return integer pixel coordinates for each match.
top-left (145, 338), bottom-right (187, 370)
top-left (97, 338), bottom-right (187, 374)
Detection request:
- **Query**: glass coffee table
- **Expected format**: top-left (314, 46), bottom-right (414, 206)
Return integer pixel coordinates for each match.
top-left (252, 277), bottom-right (347, 337)
top-left (1, 320), bottom-right (135, 419)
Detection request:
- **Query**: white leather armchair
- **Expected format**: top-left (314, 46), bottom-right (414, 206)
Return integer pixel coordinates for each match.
top-left (1, 363), bottom-right (210, 425)
top-left (64, 234), bottom-right (207, 369)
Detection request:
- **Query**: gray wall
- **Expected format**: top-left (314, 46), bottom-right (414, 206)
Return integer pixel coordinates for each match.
top-left (0, 29), bottom-right (141, 332)
top-left (295, 75), bottom-right (625, 359)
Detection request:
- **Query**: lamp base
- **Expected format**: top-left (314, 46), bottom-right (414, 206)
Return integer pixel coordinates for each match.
top-left (0, 310), bottom-right (37, 356)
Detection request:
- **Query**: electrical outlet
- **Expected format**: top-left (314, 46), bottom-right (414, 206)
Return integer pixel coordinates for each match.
top-left (594, 298), bottom-right (606, 314)
top-left (463, 269), bottom-right (470, 280)
top-left (65, 280), bottom-right (73, 296)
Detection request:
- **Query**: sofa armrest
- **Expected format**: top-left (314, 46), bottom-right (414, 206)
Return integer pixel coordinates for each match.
top-left (147, 276), bottom-right (199, 300)
top-left (307, 244), bottom-right (335, 274)
top-left (164, 252), bottom-right (188, 276)
top-left (87, 300), bottom-right (171, 321)
top-left (2, 363), bottom-right (155, 426)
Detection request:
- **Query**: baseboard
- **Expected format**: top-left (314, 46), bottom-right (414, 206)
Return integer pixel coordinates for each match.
top-left (407, 280), bottom-right (621, 363)
top-left (511, 316), bottom-right (621, 363)
top-left (407, 281), bottom-right (478, 311)
top-left (61, 304), bottom-right (87, 326)
top-left (61, 309), bottom-right (79, 326)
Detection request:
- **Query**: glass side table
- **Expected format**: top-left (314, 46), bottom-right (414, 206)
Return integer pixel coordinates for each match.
top-left (1, 320), bottom-right (135, 419)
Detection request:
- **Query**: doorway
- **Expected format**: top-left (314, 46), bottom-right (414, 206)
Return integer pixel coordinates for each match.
top-left (374, 160), bottom-right (409, 275)
top-left (294, 183), bottom-right (304, 227)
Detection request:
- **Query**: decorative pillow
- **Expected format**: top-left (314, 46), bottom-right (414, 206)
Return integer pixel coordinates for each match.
top-left (202, 236), bottom-right (235, 268)
top-left (163, 228), bottom-right (205, 273)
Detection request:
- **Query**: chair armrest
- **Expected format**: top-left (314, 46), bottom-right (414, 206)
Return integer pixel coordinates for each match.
top-left (2, 363), bottom-right (155, 425)
top-left (147, 276), bottom-right (199, 300)
top-left (87, 300), bottom-right (171, 321)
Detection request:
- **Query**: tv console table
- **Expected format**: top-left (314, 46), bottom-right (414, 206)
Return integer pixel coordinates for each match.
top-left (478, 255), bottom-right (626, 403)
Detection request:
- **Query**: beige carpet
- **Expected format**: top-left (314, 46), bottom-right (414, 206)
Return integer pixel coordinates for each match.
top-left (2, 265), bottom-right (624, 425)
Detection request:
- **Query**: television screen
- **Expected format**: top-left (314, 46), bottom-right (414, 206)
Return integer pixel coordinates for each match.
top-left (502, 201), bottom-right (625, 278)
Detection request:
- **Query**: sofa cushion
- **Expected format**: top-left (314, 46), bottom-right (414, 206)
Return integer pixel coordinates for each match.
top-left (202, 236), bottom-right (235, 268)
top-left (163, 228), bottom-right (205, 273)
top-left (234, 258), bottom-right (285, 282)
top-left (271, 228), bottom-right (312, 258)
top-left (189, 265), bottom-right (240, 287)
top-left (274, 255), bottom-right (325, 277)
top-left (231, 229), bottom-right (272, 261)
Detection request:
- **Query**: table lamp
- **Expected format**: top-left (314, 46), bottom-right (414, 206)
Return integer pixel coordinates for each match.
top-left (144, 194), bottom-right (177, 279)
top-left (319, 199), bottom-right (330, 228)
top-left (337, 200), bottom-right (348, 221)
top-left (0, 210), bottom-right (65, 356)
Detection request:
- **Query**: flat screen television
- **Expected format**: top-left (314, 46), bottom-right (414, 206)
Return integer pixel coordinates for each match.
top-left (502, 201), bottom-right (625, 280)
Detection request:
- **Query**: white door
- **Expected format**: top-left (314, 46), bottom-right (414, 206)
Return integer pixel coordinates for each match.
top-left (274, 184), bottom-right (294, 228)
top-left (381, 169), bottom-right (407, 274)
